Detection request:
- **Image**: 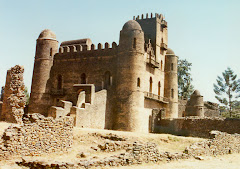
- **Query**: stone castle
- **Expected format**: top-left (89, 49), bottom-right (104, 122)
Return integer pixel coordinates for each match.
top-left (28, 13), bottom-right (178, 133)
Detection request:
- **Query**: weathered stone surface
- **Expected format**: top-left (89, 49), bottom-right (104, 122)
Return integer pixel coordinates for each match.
top-left (1, 65), bottom-right (25, 124)
top-left (0, 113), bottom-right (73, 159)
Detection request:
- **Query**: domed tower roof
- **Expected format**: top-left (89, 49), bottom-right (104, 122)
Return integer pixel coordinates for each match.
top-left (166, 48), bottom-right (175, 55)
top-left (193, 90), bottom-right (201, 96)
top-left (38, 29), bottom-right (56, 40)
top-left (122, 20), bottom-right (142, 31)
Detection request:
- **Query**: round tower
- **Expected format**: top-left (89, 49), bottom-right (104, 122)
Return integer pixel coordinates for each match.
top-left (185, 90), bottom-right (204, 117)
top-left (164, 48), bottom-right (178, 118)
top-left (28, 29), bottom-right (58, 115)
top-left (114, 20), bottom-right (146, 132)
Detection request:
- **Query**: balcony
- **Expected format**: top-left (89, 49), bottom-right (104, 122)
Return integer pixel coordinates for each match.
top-left (160, 43), bottom-right (168, 50)
top-left (144, 92), bottom-right (169, 103)
top-left (162, 20), bottom-right (168, 28)
top-left (50, 88), bottom-right (65, 96)
top-left (147, 57), bottom-right (159, 68)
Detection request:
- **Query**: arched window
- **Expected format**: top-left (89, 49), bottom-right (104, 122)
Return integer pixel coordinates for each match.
top-left (149, 77), bottom-right (153, 93)
top-left (171, 63), bottom-right (174, 71)
top-left (81, 73), bottom-right (86, 84)
top-left (104, 71), bottom-right (112, 88)
top-left (158, 81), bottom-right (161, 96)
top-left (161, 60), bottom-right (163, 70)
top-left (133, 38), bottom-right (136, 48)
top-left (137, 78), bottom-right (140, 87)
top-left (171, 88), bottom-right (174, 98)
top-left (50, 48), bottom-right (53, 57)
top-left (57, 75), bottom-right (62, 90)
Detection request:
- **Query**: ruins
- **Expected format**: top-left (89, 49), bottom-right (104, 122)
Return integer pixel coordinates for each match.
top-left (0, 12), bottom-right (239, 169)
top-left (1, 65), bottom-right (25, 124)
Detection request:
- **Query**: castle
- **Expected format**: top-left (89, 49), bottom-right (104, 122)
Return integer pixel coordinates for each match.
top-left (28, 13), bottom-right (178, 133)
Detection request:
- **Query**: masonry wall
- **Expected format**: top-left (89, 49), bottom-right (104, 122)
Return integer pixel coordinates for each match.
top-left (154, 117), bottom-right (240, 138)
top-left (73, 90), bottom-right (107, 129)
top-left (0, 113), bottom-right (73, 158)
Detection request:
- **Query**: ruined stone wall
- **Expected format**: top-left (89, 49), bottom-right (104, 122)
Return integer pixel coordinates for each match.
top-left (1, 65), bottom-right (25, 124)
top-left (19, 131), bottom-right (240, 168)
top-left (0, 113), bottom-right (73, 158)
top-left (154, 117), bottom-right (240, 138)
top-left (185, 131), bottom-right (240, 156)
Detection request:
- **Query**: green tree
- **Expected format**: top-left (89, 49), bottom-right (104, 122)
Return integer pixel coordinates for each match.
top-left (24, 87), bottom-right (30, 105)
top-left (213, 67), bottom-right (240, 117)
top-left (178, 59), bottom-right (194, 99)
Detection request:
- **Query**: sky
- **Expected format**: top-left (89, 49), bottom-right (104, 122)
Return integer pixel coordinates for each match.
top-left (0, 0), bottom-right (240, 102)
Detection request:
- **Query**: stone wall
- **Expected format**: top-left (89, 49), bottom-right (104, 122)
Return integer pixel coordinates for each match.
top-left (71, 89), bottom-right (107, 129)
top-left (0, 113), bottom-right (73, 158)
top-left (185, 131), bottom-right (240, 156)
top-left (19, 131), bottom-right (240, 168)
top-left (154, 117), bottom-right (240, 138)
top-left (178, 99), bottom-right (187, 117)
top-left (1, 65), bottom-right (25, 124)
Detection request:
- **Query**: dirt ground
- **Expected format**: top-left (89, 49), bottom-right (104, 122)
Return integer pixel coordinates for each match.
top-left (0, 123), bottom-right (239, 169)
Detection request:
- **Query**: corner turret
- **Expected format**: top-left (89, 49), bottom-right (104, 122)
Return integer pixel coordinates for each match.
top-left (164, 48), bottom-right (178, 118)
top-left (115, 20), bottom-right (146, 132)
top-left (29, 29), bottom-right (59, 116)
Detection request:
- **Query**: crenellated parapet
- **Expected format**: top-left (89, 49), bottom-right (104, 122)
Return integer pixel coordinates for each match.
top-left (55, 41), bottom-right (119, 60)
top-left (133, 13), bottom-right (167, 27)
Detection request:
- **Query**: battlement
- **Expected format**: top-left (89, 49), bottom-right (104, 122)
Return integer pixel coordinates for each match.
top-left (133, 13), bottom-right (164, 20)
top-left (133, 13), bottom-right (167, 27)
top-left (57, 41), bottom-right (118, 54)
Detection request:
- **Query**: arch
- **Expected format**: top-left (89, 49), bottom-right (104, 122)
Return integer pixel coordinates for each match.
top-left (57, 75), bottom-right (62, 90)
top-left (158, 81), bottom-right (161, 96)
top-left (171, 88), bottom-right (174, 98)
top-left (137, 78), bottom-right (140, 87)
top-left (133, 38), bottom-right (136, 48)
top-left (149, 77), bottom-right (153, 93)
top-left (104, 71), bottom-right (112, 89)
top-left (81, 73), bottom-right (86, 84)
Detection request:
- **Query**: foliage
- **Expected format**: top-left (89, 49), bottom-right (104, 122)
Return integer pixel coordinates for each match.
top-left (213, 67), bottom-right (240, 117)
top-left (24, 87), bottom-right (30, 105)
top-left (178, 59), bottom-right (194, 99)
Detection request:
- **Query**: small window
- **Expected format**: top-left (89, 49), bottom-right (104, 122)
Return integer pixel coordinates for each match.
top-left (57, 75), bottom-right (62, 90)
top-left (161, 60), bottom-right (163, 70)
top-left (158, 81), bottom-right (161, 95)
top-left (133, 38), bottom-right (136, 48)
top-left (171, 88), bottom-right (174, 98)
top-left (149, 77), bottom-right (153, 93)
top-left (171, 63), bottom-right (174, 71)
top-left (137, 78), bottom-right (140, 87)
top-left (50, 48), bottom-right (53, 57)
top-left (81, 73), bottom-right (86, 84)
top-left (104, 71), bottom-right (112, 89)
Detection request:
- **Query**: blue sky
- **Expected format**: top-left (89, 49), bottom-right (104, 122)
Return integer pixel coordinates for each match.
top-left (0, 0), bottom-right (240, 102)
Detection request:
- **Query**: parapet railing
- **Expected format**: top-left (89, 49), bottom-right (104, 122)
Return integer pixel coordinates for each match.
top-left (147, 57), bottom-right (159, 68)
top-left (144, 92), bottom-right (169, 103)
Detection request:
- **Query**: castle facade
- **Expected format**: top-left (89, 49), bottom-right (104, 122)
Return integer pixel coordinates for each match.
top-left (28, 13), bottom-right (178, 133)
